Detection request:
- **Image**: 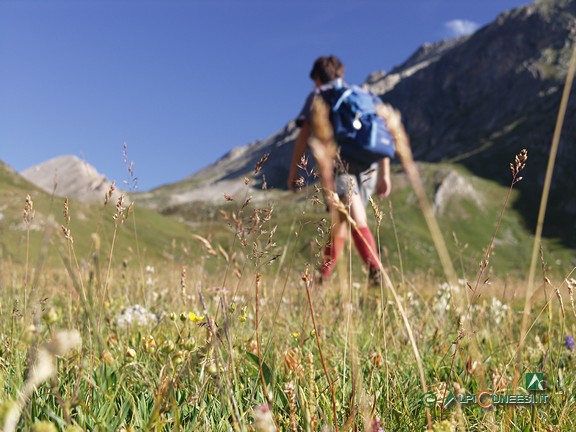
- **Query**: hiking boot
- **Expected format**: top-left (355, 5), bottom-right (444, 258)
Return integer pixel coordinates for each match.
top-left (368, 267), bottom-right (382, 287)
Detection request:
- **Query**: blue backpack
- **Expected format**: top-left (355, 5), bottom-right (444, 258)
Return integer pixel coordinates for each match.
top-left (319, 84), bottom-right (395, 166)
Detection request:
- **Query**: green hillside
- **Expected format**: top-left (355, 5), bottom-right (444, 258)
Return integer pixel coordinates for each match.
top-left (153, 161), bottom-right (576, 281)
top-left (0, 161), bottom-right (197, 269)
top-left (2, 159), bottom-right (574, 281)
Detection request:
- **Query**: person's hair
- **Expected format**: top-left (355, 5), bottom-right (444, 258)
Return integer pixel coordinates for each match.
top-left (309, 56), bottom-right (344, 84)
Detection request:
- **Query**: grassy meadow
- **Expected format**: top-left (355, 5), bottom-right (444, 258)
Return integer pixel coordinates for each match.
top-left (1, 151), bottom-right (576, 432)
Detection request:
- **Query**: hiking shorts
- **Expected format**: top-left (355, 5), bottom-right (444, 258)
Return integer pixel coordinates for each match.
top-left (334, 163), bottom-right (377, 208)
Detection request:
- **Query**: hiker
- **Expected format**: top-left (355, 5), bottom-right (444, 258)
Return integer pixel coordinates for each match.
top-left (287, 55), bottom-right (394, 284)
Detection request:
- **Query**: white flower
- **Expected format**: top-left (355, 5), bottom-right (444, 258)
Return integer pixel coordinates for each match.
top-left (432, 283), bottom-right (460, 316)
top-left (489, 297), bottom-right (509, 325)
top-left (115, 305), bottom-right (158, 329)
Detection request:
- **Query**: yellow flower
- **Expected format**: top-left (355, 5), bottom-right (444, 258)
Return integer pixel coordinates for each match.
top-left (142, 335), bottom-right (157, 353)
top-left (125, 347), bottom-right (137, 360)
top-left (173, 350), bottom-right (186, 365)
top-left (189, 312), bottom-right (205, 323)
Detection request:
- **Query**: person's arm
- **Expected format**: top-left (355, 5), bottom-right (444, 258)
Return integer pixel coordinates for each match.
top-left (287, 121), bottom-right (311, 191)
top-left (375, 156), bottom-right (391, 199)
top-left (374, 102), bottom-right (409, 200)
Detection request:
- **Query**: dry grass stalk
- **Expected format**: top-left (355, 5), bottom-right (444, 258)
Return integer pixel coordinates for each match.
top-left (104, 181), bottom-right (115, 206)
top-left (285, 381), bottom-right (298, 432)
top-left (22, 194), bottom-right (35, 318)
top-left (254, 152), bottom-right (270, 175)
top-left (368, 196), bottom-right (384, 229)
top-left (567, 278), bottom-right (576, 318)
top-left (192, 234), bottom-right (218, 257)
top-left (22, 194), bottom-right (35, 224)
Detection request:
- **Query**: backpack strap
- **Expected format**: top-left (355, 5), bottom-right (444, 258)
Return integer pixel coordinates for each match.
top-left (333, 88), bottom-right (354, 111)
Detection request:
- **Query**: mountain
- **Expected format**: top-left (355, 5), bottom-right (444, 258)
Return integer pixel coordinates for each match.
top-left (138, 0), bottom-right (575, 245)
top-left (135, 124), bottom-right (300, 209)
top-left (0, 158), bottom-right (198, 266)
top-left (21, 155), bottom-right (124, 205)
top-left (368, 0), bottom-right (576, 244)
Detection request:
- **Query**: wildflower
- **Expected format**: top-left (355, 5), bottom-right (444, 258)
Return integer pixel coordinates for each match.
top-left (100, 350), bottom-right (115, 365)
top-left (189, 312), bottom-right (205, 323)
top-left (238, 306), bottom-right (248, 323)
top-left (115, 305), bottom-right (158, 329)
top-left (253, 404), bottom-right (276, 432)
top-left (432, 283), bottom-right (460, 315)
top-left (489, 297), bottom-right (509, 325)
top-left (207, 362), bottom-right (218, 375)
top-left (142, 335), bottom-right (157, 353)
top-left (182, 337), bottom-right (196, 351)
top-left (160, 340), bottom-right (175, 354)
top-left (370, 417), bottom-right (384, 432)
top-left (125, 347), bottom-right (137, 361)
top-left (173, 350), bottom-right (186, 365)
top-left (106, 334), bottom-right (119, 347)
top-left (566, 334), bottom-right (575, 352)
top-left (32, 421), bottom-right (58, 432)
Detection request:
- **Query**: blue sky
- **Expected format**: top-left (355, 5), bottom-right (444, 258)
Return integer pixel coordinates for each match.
top-left (1, 0), bottom-right (531, 191)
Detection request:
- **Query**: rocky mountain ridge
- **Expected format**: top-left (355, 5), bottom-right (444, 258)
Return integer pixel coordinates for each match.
top-left (21, 155), bottom-right (124, 205)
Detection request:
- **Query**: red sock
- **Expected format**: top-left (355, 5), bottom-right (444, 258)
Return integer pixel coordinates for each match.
top-left (352, 227), bottom-right (381, 270)
top-left (320, 236), bottom-right (346, 278)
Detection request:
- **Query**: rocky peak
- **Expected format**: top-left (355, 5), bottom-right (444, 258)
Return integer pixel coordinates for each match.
top-left (21, 155), bottom-right (124, 205)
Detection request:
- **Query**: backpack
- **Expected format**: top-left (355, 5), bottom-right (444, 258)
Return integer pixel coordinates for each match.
top-left (319, 84), bottom-right (395, 166)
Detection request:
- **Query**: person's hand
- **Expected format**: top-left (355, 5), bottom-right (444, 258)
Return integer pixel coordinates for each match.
top-left (376, 174), bottom-right (391, 199)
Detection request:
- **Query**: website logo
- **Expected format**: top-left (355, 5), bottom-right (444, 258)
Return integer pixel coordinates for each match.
top-left (526, 373), bottom-right (545, 391)
top-left (422, 373), bottom-right (549, 409)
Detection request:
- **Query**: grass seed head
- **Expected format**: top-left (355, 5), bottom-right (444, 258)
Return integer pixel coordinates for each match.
top-left (104, 181), bottom-right (115, 206)
top-left (23, 194), bottom-right (35, 224)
